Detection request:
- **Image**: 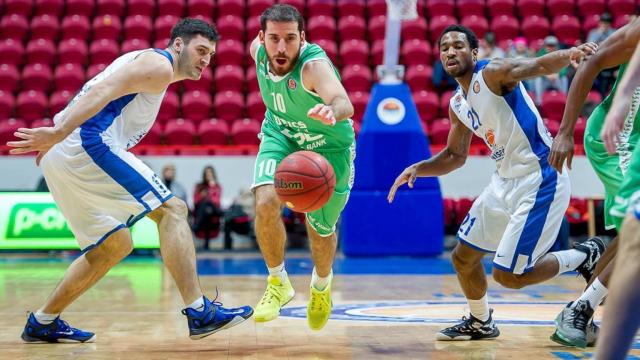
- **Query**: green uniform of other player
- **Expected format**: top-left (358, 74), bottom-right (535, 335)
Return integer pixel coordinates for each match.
top-left (252, 42), bottom-right (356, 236)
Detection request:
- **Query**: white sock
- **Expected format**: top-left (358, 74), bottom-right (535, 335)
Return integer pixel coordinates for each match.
top-left (572, 278), bottom-right (608, 309)
top-left (551, 249), bottom-right (587, 275)
top-left (34, 311), bottom-right (59, 325)
top-left (268, 262), bottom-right (288, 282)
top-left (187, 296), bottom-right (205, 311)
top-left (468, 294), bottom-right (490, 322)
top-left (311, 267), bottom-right (332, 291)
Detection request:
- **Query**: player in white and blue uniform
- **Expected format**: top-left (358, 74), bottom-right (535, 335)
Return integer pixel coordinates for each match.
top-left (8, 19), bottom-right (252, 343)
top-left (388, 25), bottom-right (604, 341)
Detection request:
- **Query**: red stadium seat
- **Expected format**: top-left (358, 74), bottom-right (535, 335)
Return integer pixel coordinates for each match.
top-left (406, 64), bottom-right (434, 92)
top-left (338, 0), bottom-right (365, 17)
top-left (30, 14), bottom-right (59, 40)
top-left (35, 0), bottom-right (64, 16)
top-left (0, 39), bottom-right (24, 66)
top-left (371, 39), bottom-right (385, 65)
top-left (574, 117), bottom-right (586, 144)
top-left (566, 198), bottom-right (588, 224)
top-left (413, 90), bottom-right (440, 123)
top-left (582, 14), bottom-right (600, 34)
top-left (0, 118), bottom-right (28, 145)
top-left (341, 65), bottom-right (372, 92)
top-left (455, 197), bottom-right (475, 225)
top-left (307, 16), bottom-right (337, 41)
top-left (245, 66), bottom-right (259, 93)
top-left (93, 15), bottom-right (122, 40)
top-left (443, 198), bottom-right (455, 227)
top-left (367, 0), bottom-right (387, 17)
top-left (157, 0), bottom-right (183, 16)
top-left (123, 15), bottom-right (152, 41)
top-left (350, 91), bottom-right (369, 122)
top-left (547, 0), bottom-right (575, 17)
top-left (183, 67), bottom-right (212, 92)
top-left (338, 15), bottom-right (367, 41)
top-left (521, 15), bottom-right (550, 41)
top-left (86, 63), bottom-right (107, 79)
top-left (487, 0), bottom-right (515, 16)
top-left (58, 38), bottom-right (89, 65)
top-left (65, 0), bottom-right (94, 16)
top-left (61, 15), bottom-right (91, 40)
top-left (154, 38), bottom-right (171, 49)
top-left (613, 14), bottom-right (633, 29)
top-left (401, 18), bottom-right (428, 40)
top-left (31, 117), bottom-right (54, 128)
top-left (218, 0), bottom-right (245, 17)
top-left (352, 119), bottom-right (361, 136)
top-left (401, 39), bottom-right (432, 66)
top-left (187, 0), bottom-right (214, 18)
top-left (280, 0), bottom-right (304, 14)
top-left (246, 16), bottom-right (261, 38)
top-left (198, 118), bottom-right (229, 145)
top-left (215, 39), bottom-right (244, 66)
top-left (90, 39), bottom-right (120, 65)
top-left (26, 38), bottom-right (56, 64)
top-left (427, 0), bottom-right (455, 16)
top-left (154, 15), bottom-right (180, 40)
top-left (156, 91), bottom-right (179, 122)
top-left (121, 38), bottom-right (150, 52)
top-left (552, 15), bottom-right (581, 46)
top-left (214, 65), bottom-right (244, 92)
top-left (49, 90), bottom-right (73, 115)
top-left (339, 39), bottom-right (369, 66)
top-left (429, 15), bottom-right (457, 42)
top-left (182, 91), bottom-right (212, 122)
top-left (457, 0), bottom-right (486, 18)
top-left (247, 0), bottom-right (271, 16)
top-left (314, 39), bottom-right (338, 64)
top-left (137, 121), bottom-right (163, 145)
top-left (461, 15), bottom-right (489, 39)
top-left (214, 91), bottom-right (244, 124)
top-left (16, 91), bottom-right (48, 121)
top-left (491, 15), bottom-right (520, 42)
top-left (246, 91), bottom-right (266, 121)
top-left (22, 63), bottom-right (53, 92)
top-left (429, 118), bottom-right (451, 145)
top-left (230, 118), bottom-right (261, 145)
top-left (439, 90), bottom-right (454, 117)
top-left (217, 15), bottom-right (244, 41)
top-left (577, 0), bottom-right (604, 16)
top-left (164, 118), bottom-right (196, 145)
top-left (54, 63), bottom-right (85, 92)
top-left (0, 91), bottom-right (15, 119)
top-left (0, 64), bottom-right (20, 92)
top-left (307, 0), bottom-right (335, 16)
top-left (96, 0), bottom-right (125, 16)
top-left (587, 90), bottom-right (602, 104)
top-left (517, 0), bottom-right (545, 16)
top-left (1, 14), bottom-right (29, 40)
top-left (541, 90), bottom-right (567, 121)
top-left (5, 0), bottom-right (32, 16)
top-left (367, 15), bottom-right (387, 42)
top-left (127, 0), bottom-right (154, 16)
top-left (608, 0), bottom-right (636, 18)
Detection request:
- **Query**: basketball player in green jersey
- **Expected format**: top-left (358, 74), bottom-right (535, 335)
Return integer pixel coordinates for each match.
top-left (248, 4), bottom-right (356, 330)
top-left (548, 18), bottom-right (640, 347)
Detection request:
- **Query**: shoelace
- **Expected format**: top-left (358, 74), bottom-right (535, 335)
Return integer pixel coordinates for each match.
top-left (309, 292), bottom-right (328, 312)
top-left (569, 305), bottom-right (589, 332)
top-left (210, 287), bottom-right (223, 307)
top-left (260, 284), bottom-right (283, 305)
top-left (450, 316), bottom-right (479, 333)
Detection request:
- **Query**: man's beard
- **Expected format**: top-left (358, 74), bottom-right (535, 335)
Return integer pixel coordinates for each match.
top-left (268, 48), bottom-right (301, 76)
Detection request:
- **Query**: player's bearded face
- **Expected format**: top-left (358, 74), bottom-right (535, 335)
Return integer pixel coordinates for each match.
top-left (263, 21), bottom-right (304, 76)
top-left (440, 32), bottom-right (476, 78)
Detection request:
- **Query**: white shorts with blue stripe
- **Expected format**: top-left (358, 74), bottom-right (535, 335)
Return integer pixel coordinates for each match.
top-left (41, 133), bottom-right (172, 252)
top-left (456, 165), bottom-right (570, 275)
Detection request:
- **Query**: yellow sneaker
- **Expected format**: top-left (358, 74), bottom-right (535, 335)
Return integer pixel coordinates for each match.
top-left (307, 280), bottom-right (332, 330)
top-left (254, 275), bottom-right (295, 322)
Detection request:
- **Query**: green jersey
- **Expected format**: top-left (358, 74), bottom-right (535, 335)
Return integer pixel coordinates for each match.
top-left (255, 43), bottom-right (355, 151)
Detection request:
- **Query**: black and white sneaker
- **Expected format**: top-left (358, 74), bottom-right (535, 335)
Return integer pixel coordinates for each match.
top-left (574, 237), bottom-right (607, 282)
top-left (436, 309), bottom-right (500, 341)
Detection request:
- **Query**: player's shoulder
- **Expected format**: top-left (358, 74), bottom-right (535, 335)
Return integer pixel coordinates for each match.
top-left (131, 50), bottom-right (174, 80)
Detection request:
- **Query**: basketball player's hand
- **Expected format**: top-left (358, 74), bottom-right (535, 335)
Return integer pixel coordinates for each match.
top-left (602, 103), bottom-right (628, 154)
top-left (569, 42), bottom-right (598, 67)
top-left (387, 165), bottom-right (418, 203)
top-left (307, 104), bottom-right (337, 126)
top-left (548, 132), bottom-right (574, 173)
top-left (6, 127), bottom-right (65, 165)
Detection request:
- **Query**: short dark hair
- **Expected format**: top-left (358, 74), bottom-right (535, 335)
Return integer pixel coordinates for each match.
top-left (169, 18), bottom-right (219, 47)
top-left (260, 4), bottom-right (305, 33)
top-left (438, 25), bottom-right (479, 49)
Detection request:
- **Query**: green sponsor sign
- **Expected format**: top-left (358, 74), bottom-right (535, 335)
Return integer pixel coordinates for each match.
top-left (0, 193), bottom-right (160, 250)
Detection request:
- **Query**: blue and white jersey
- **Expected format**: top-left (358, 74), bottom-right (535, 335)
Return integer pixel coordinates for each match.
top-left (449, 59), bottom-right (554, 179)
top-left (54, 48), bottom-right (173, 152)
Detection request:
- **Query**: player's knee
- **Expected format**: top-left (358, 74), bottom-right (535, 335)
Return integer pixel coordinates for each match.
top-left (492, 270), bottom-right (525, 289)
top-left (255, 189), bottom-right (280, 217)
top-left (88, 234), bottom-right (133, 264)
top-left (166, 198), bottom-right (189, 219)
top-left (451, 245), bottom-right (479, 272)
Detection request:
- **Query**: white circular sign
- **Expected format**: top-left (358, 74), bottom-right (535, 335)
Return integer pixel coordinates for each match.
top-left (377, 98), bottom-right (406, 125)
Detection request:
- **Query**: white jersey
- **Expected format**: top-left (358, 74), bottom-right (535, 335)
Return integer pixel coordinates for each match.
top-left (449, 59), bottom-right (554, 178)
top-left (54, 48), bottom-right (172, 151)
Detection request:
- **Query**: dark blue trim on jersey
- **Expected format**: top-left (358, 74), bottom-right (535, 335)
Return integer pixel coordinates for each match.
top-left (492, 261), bottom-right (535, 274)
top-left (503, 83), bottom-right (550, 160)
top-left (457, 236), bottom-right (495, 253)
top-left (153, 49), bottom-right (174, 65)
top-left (473, 59), bottom-right (490, 74)
top-left (80, 224), bottom-right (126, 253)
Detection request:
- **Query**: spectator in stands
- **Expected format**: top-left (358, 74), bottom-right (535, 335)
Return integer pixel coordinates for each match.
top-left (532, 36), bottom-right (569, 105)
top-left (477, 32), bottom-right (505, 60)
top-left (587, 12), bottom-right (615, 44)
top-left (223, 188), bottom-right (256, 250)
top-left (506, 37), bottom-right (531, 59)
top-left (192, 165), bottom-right (223, 250)
top-left (161, 163), bottom-right (187, 203)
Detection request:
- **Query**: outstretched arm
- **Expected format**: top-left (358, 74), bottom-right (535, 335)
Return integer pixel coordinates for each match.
top-left (388, 106), bottom-right (473, 203)
top-left (302, 60), bottom-right (354, 125)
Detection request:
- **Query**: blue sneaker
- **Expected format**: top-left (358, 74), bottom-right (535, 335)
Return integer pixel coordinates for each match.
top-left (22, 313), bottom-right (96, 343)
top-left (181, 296), bottom-right (253, 340)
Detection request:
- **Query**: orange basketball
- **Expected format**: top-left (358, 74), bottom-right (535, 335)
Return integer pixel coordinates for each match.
top-left (274, 151), bottom-right (336, 213)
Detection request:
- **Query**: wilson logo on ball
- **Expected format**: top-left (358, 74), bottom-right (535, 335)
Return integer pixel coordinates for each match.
top-left (275, 179), bottom-right (304, 190)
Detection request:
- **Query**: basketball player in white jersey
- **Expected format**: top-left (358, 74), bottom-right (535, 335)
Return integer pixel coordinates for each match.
top-left (7, 19), bottom-right (253, 343)
top-left (388, 25), bottom-right (604, 340)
